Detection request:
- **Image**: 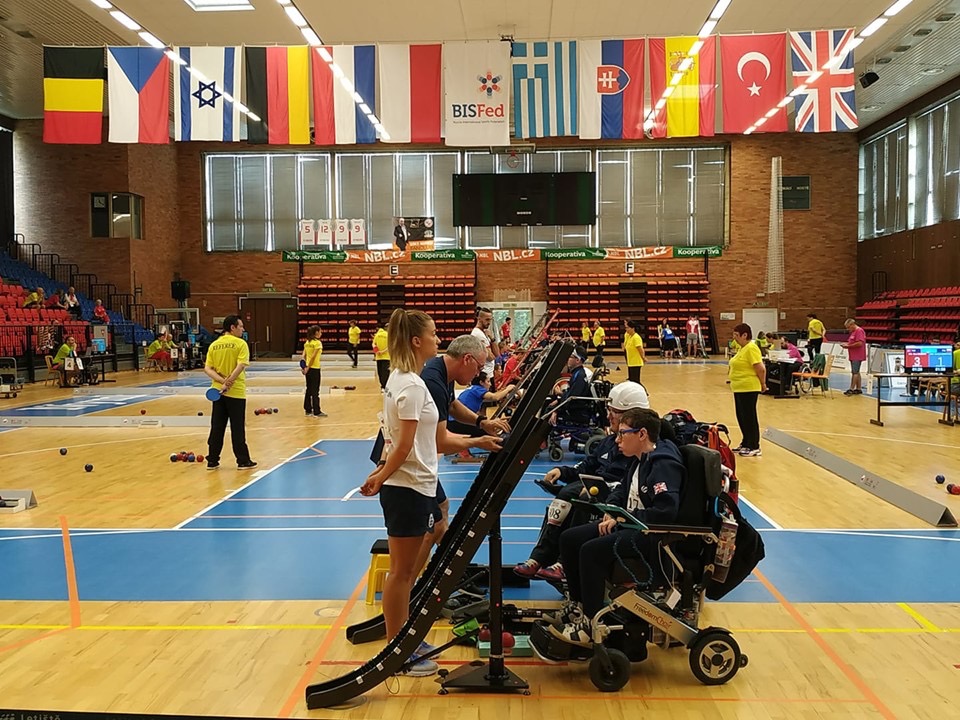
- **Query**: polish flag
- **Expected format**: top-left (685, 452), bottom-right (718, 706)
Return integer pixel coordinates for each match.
top-left (377, 44), bottom-right (442, 143)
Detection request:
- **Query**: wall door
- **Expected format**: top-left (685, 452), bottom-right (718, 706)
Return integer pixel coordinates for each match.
top-left (741, 308), bottom-right (779, 337)
top-left (241, 297), bottom-right (298, 357)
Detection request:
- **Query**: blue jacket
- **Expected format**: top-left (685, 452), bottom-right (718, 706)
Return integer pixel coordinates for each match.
top-left (607, 439), bottom-right (685, 526)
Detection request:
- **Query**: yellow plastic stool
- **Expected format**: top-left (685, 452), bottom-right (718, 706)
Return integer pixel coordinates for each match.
top-left (365, 541), bottom-right (391, 605)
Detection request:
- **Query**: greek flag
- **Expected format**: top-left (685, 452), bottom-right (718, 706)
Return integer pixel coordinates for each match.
top-left (511, 41), bottom-right (578, 138)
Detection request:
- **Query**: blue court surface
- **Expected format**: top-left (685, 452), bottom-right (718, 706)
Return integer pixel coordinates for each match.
top-left (0, 393), bottom-right (154, 416)
top-left (2, 439), bottom-right (959, 604)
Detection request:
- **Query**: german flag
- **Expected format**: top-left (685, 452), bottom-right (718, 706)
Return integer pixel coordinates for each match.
top-left (245, 46), bottom-right (311, 145)
top-left (43, 47), bottom-right (105, 144)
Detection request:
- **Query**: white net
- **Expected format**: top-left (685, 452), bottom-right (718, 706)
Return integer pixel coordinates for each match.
top-left (765, 157), bottom-right (785, 294)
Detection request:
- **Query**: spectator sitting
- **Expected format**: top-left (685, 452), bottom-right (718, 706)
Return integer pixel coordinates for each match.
top-left (45, 292), bottom-right (67, 310)
top-left (92, 299), bottom-right (110, 324)
top-left (455, 371), bottom-right (516, 418)
top-left (23, 287), bottom-right (45, 309)
top-left (52, 336), bottom-right (79, 386)
top-left (63, 287), bottom-right (82, 318)
top-left (755, 331), bottom-right (771, 356)
top-left (147, 331), bottom-right (174, 371)
top-left (550, 345), bottom-right (591, 426)
top-left (769, 333), bottom-right (804, 361)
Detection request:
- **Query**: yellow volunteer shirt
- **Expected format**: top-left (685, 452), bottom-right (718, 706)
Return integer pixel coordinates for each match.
top-left (53, 343), bottom-right (71, 365)
top-left (729, 342), bottom-right (763, 393)
top-left (304, 338), bottom-right (323, 369)
top-left (624, 333), bottom-right (644, 367)
top-left (808, 319), bottom-right (825, 340)
top-left (581, 326), bottom-right (591, 342)
top-left (373, 329), bottom-right (390, 360)
top-left (593, 326), bottom-right (605, 348)
top-left (206, 333), bottom-right (250, 399)
top-left (147, 339), bottom-right (164, 358)
top-left (348, 325), bottom-right (361, 345)
top-left (23, 292), bottom-right (40, 307)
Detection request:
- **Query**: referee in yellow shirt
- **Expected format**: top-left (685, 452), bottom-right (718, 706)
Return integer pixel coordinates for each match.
top-left (806, 313), bottom-right (826, 361)
top-left (347, 320), bottom-right (361, 368)
top-left (204, 315), bottom-right (256, 470)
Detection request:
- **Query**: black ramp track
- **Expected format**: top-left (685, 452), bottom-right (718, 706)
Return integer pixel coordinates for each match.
top-left (305, 341), bottom-right (572, 709)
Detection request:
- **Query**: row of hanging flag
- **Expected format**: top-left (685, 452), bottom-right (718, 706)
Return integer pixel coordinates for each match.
top-left (42, 30), bottom-right (857, 146)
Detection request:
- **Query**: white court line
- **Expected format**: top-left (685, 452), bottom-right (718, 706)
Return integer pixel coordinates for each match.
top-left (738, 494), bottom-right (783, 530)
top-left (757, 528), bottom-right (960, 543)
top-left (173, 441), bottom-right (323, 529)
top-left (0, 429), bottom-right (210, 460)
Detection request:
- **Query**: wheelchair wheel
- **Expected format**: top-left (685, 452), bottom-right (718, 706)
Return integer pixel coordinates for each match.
top-left (796, 364), bottom-right (813, 394)
top-left (583, 431), bottom-right (606, 457)
top-left (548, 444), bottom-right (564, 462)
top-left (688, 630), bottom-right (742, 686)
top-left (589, 648), bottom-right (631, 692)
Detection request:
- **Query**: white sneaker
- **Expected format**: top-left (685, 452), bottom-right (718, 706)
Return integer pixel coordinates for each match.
top-left (547, 616), bottom-right (593, 647)
top-left (402, 654), bottom-right (439, 677)
top-left (542, 600), bottom-right (583, 629)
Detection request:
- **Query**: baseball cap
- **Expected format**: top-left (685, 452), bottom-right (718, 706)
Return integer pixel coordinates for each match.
top-left (572, 345), bottom-right (588, 361)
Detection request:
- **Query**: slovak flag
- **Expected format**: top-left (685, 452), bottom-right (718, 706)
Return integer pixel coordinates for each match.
top-left (107, 47), bottom-right (170, 144)
top-left (311, 45), bottom-right (377, 145)
top-left (578, 39), bottom-right (645, 140)
top-left (378, 44), bottom-right (442, 143)
top-left (174, 47), bottom-right (242, 142)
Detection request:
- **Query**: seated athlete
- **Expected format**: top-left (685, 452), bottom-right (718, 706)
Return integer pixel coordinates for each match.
top-left (514, 382), bottom-right (650, 582)
top-left (547, 407), bottom-right (685, 646)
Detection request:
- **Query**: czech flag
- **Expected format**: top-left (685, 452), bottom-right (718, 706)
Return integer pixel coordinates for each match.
top-left (245, 46), bottom-right (311, 145)
top-left (107, 47), bottom-right (170, 144)
top-left (377, 44), bottom-right (442, 143)
top-left (311, 45), bottom-right (377, 145)
top-left (578, 39), bottom-right (645, 140)
top-left (43, 47), bottom-right (104, 144)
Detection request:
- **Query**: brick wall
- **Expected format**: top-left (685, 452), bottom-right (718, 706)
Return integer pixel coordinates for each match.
top-left (14, 123), bottom-right (858, 338)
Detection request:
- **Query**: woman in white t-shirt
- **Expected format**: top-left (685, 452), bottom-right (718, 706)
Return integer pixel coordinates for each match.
top-left (360, 308), bottom-right (442, 675)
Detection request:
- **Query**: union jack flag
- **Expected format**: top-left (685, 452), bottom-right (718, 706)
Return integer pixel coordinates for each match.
top-left (653, 482), bottom-right (667, 495)
top-left (789, 29), bottom-right (858, 133)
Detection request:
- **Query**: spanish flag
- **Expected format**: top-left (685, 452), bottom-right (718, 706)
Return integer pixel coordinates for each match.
top-left (648, 36), bottom-right (716, 138)
top-left (43, 47), bottom-right (105, 144)
top-left (245, 46), bottom-right (311, 145)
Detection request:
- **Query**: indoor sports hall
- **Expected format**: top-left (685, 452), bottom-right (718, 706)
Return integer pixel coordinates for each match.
top-left (1, 1), bottom-right (960, 720)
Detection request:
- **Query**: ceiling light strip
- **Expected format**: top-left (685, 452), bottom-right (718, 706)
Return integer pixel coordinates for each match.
top-left (279, 0), bottom-right (385, 140)
top-left (87, 1), bottom-right (259, 121)
top-left (741, 0), bottom-right (915, 135)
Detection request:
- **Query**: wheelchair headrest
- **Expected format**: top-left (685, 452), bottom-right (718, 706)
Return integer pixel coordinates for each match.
top-left (676, 444), bottom-right (723, 527)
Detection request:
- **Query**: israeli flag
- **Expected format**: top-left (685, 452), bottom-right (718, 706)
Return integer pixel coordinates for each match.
top-left (512, 41), bottom-right (578, 139)
top-left (174, 46), bottom-right (242, 141)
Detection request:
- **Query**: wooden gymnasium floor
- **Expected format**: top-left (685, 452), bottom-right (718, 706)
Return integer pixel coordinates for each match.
top-left (1, 357), bottom-right (959, 720)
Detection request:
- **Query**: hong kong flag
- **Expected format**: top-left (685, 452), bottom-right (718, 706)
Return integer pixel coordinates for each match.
top-left (720, 33), bottom-right (788, 133)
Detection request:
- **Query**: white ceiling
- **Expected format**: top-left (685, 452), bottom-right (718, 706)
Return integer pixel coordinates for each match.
top-left (0, 0), bottom-right (956, 127)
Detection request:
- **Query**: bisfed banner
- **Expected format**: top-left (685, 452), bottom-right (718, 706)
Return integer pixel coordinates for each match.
top-left (672, 245), bottom-right (723, 258)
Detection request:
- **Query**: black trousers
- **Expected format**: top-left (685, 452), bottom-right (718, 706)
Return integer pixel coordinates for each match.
top-left (303, 367), bottom-right (321, 414)
top-left (530, 481), bottom-right (594, 567)
top-left (807, 338), bottom-right (823, 361)
top-left (627, 365), bottom-right (642, 384)
top-left (733, 391), bottom-right (761, 450)
top-left (592, 346), bottom-right (604, 367)
top-left (207, 395), bottom-right (251, 464)
top-left (376, 359), bottom-right (390, 389)
top-left (560, 523), bottom-right (652, 618)
top-left (347, 344), bottom-right (359, 366)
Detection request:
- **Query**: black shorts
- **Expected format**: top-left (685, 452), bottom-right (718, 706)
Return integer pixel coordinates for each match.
top-left (380, 484), bottom-right (437, 537)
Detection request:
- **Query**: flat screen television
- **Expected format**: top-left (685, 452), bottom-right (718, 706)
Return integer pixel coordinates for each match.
top-left (903, 344), bottom-right (953, 373)
top-left (452, 172), bottom-right (596, 227)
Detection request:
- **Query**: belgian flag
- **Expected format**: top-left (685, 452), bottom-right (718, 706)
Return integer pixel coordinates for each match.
top-left (245, 46), bottom-right (311, 145)
top-left (43, 47), bottom-right (105, 144)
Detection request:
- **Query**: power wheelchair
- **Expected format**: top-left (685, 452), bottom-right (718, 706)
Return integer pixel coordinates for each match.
top-left (543, 366), bottom-right (615, 462)
top-left (529, 444), bottom-right (763, 692)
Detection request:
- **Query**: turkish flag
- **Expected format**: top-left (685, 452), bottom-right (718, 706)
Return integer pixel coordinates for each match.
top-left (720, 33), bottom-right (788, 133)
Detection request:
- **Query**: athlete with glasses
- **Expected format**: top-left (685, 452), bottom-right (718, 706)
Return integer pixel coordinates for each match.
top-left (545, 407), bottom-right (685, 647)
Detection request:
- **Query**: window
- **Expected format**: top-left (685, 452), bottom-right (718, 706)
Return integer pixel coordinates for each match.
top-left (597, 147), bottom-right (726, 247)
top-left (859, 125), bottom-right (908, 239)
top-left (912, 96), bottom-right (960, 229)
top-left (91, 192), bottom-right (143, 239)
top-left (204, 153), bottom-right (332, 251)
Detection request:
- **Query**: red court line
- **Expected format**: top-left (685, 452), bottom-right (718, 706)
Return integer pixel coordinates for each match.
top-left (277, 572), bottom-right (367, 717)
top-left (59, 515), bottom-right (82, 628)
top-left (382, 692), bottom-right (869, 705)
top-left (754, 569), bottom-right (896, 720)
